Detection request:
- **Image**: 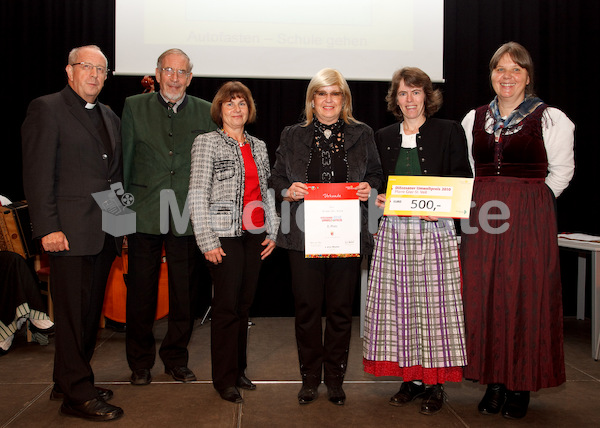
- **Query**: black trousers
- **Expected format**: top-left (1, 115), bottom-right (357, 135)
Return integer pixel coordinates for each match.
top-left (126, 231), bottom-right (200, 371)
top-left (208, 232), bottom-right (265, 391)
top-left (288, 250), bottom-right (361, 387)
top-left (50, 236), bottom-right (117, 404)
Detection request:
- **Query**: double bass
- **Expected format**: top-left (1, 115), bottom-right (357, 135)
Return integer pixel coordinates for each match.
top-left (102, 76), bottom-right (169, 323)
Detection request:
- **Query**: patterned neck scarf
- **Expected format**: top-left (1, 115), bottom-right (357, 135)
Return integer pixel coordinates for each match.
top-left (307, 117), bottom-right (347, 183)
top-left (314, 117), bottom-right (344, 142)
top-left (489, 95), bottom-right (543, 133)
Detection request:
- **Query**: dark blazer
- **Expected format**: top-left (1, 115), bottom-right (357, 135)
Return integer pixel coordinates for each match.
top-left (22, 86), bottom-right (123, 256)
top-left (269, 121), bottom-right (383, 254)
top-left (376, 118), bottom-right (472, 188)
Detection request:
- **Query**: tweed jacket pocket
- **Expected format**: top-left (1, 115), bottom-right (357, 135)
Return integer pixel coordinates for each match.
top-left (209, 201), bottom-right (235, 232)
top-left (214, 160), bottom-right (235, 181)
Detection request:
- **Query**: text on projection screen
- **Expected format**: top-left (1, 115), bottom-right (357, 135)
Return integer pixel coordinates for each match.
top-left (115, 0), bottom-right (444, 81)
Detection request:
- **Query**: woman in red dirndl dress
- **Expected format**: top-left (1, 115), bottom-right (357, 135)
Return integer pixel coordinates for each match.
top-left (460, 42), bottom-right (575, 420)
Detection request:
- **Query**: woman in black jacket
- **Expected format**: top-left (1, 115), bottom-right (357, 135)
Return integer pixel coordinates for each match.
top-left (269, 68), bottom-right (383, 406)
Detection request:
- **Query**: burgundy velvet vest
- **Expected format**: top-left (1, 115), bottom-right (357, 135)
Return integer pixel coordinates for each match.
top-left (472, 104), bottom-right (548, 178)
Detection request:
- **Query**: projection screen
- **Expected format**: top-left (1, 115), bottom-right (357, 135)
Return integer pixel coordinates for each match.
top-left (115, 0), bottom-right (444, 81)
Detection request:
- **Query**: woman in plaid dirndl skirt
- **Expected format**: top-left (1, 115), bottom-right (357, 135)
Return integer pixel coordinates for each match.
top-left (363, 67), bottom-right (472, 415)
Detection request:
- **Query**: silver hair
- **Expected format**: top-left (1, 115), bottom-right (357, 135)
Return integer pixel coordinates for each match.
top-left (156, 48), bottom-right (193, 72)
top-left (67, 45), bottom-right (108, 67)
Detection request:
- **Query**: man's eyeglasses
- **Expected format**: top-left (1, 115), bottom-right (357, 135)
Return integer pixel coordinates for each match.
top-left (160, 67), bottom-right (190, 77)
top-left (71, 62), bottom-right (110, 76)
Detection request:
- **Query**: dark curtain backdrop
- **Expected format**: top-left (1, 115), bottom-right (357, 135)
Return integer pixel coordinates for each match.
top-left (2, 0), bottom-right (598, 316)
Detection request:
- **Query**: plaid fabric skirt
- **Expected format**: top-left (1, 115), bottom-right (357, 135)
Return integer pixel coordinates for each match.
top-left (0, 304), bottom-right (48, 341)
top-left (363, 216), bottom-right (467, 371)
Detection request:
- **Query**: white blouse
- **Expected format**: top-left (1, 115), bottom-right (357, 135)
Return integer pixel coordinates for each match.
top-left (399, 124), bottom-right (418, 148)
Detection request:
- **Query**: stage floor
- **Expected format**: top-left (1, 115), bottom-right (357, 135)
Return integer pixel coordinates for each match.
top-left (1, 317), bottom-right (599, 427)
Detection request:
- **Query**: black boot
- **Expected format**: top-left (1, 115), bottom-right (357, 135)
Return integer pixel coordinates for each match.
top-left (326, 384), bottom-right (346, 405)
top-left (298, 374), bottom-right (320, 404)
top-left (478, 383), bottom-right (506, 415)
top-left (502, 390), bottom-right (530, 419)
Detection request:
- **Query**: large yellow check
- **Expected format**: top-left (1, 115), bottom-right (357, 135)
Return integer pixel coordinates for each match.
top-left (304, 182), bottom-right (361, 258)
top-left (383, 176), bottom-right (474, 218)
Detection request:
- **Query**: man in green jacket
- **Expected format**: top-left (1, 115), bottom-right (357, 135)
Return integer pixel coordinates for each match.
top-left (122, 48), bottom-right (217, 386)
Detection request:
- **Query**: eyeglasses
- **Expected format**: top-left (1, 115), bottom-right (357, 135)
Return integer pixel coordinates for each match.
top-left (71, 62), bottom-right (110, 76)
top-left (160, 67), bottom-right (190, 77)
top-left (314, 91), bottom-right (343, 99)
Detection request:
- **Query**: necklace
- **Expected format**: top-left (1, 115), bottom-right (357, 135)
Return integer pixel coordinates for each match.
top-left (221, 128), bottom-right (247, 147)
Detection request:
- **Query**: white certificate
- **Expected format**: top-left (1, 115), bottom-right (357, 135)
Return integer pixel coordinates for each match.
top-left (303, 183), bottom-right (361, 258)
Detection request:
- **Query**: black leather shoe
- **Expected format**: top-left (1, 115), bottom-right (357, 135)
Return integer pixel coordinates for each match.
top-left (478, 383), bottom-right (506, 415)
top-left (502, 390), bottom-right (530, 420)
top-left (94, 386), bottom-right (113, 402)
top-left (389, 381), bottom-right (427, 406)
top-left (60, 398), bottom-right (123, 421)
top-left (218, 386), bottom-right (243, 403)
top-left (326, 385), bottom-right (346, 405)
top-left (50, 386), bottom-right (113, 402)
top-left (298, 385), bottom-right (319, 404)
top-left (420, 384), bottom-right (445, 415)
top-left (130, 368), bottom-right (152, 386)
top-left (165, 366), bottom-right (196, 383)
top-left (236, 375), bottom-right (256, 390)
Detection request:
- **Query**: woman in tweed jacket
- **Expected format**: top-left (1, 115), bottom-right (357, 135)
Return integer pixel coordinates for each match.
top-left (188, 81), bottom-right (279, 404)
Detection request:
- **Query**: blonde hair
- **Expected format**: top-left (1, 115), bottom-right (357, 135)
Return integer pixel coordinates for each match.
top-left (303, 68), bottom-right (359, 126)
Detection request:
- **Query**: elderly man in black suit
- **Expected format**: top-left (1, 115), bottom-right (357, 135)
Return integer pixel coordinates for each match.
top-left (22, 45), bottom-right (124, 421)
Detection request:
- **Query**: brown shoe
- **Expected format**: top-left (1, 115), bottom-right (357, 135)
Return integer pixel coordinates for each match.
top-left (60, 398), bottom-right (123, 421)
